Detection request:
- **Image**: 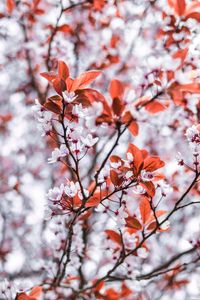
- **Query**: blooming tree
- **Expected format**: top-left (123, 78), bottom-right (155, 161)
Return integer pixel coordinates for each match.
top-left (0, 0), bottom-right (200, 299)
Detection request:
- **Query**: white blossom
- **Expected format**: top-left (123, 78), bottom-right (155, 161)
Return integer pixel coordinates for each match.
top-left (141, 170), bottom-right (154, 181)
top-left (158, 215), bottom-right (170, 230)
top-left (123, 232), bottom-right (137, 249)
top-left (125, 171), bottom-right (133, 179)
top-left (48, 145), bottom-right (69, 163)
top-left (72, 104), bottom-right (87, 117)
top-left (137, 247), bottom-right (148, 259)
top-left (110, 161), bottom-right (122, 169)
top-left (47, 184), bottom-right (64, 201)
top-left (132, 185), bottom-right (146, 194)
top-left (81, 134), bottom-right (99, 148)
top-left (62, 91), bottom-right (77, 103)
top-left (185, 125), bottom-right (200, 144)
top-left (127, 152), bottom-right (134, 162)
top-left (64, 180), bottom-right (79, 198)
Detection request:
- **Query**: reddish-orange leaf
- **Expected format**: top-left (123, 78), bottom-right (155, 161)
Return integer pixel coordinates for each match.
top-left (154, 173), bottom-right (165, 181)
top-left (85, 196), bottom-right (101, 208)
top-left (110, 155), bottom-right (122, 163)
top-left (109, 79), bottom-right (124, 99)
top-left (48, 95), bottom-right (62, 102)
top-left (93, 280), bottom-right (105, 292)
top-left (6, 0), bottom-right (15, 14)
top-left (66, 77), bottom-right (74, 92)
top-left (71, 70), bottom-right (101, 91)
top-left (52, 78), bottom-right (66, 95)
top-left (125, 216), bottom-right (142, 230)
top-left (40, 71), bottom-right (57, 82)
top-left (17, 286), bottom-right (42, 300)
top-left (143, 156), bottom-right (165, 172)
top-left (44, 100), bottom-right (61, 114)
top-left (139, 198), bottom-right (151, 224)
top-left (140, 181), bottom-right (156, 197)
top-left (134, 96), bottom-right (151, 109)
top-left (57, 24), bottom-right (72, 34)
top-left (145, 101), bottom-right (167, 114)
top-left (33, 0), bottom-right (40, 7)
top-left (173, 48), bottom-right (188, 68)
top-left (121, 112), bottom-right (139, 136)
top-left (128, 121), bottom-right (139, 136)
top-left (185, 12), bottom-right (200, 22)
top-left (173, 48), bottom-right (188, 61)
top-left (168, 0), bottom-right (186, 16)
top-left (17, 293), bottom-right (30, 300)
top-left (121, 283), bottom-right (132, 297)
top-left (177, 83), bottom-right (200, 93)
top-left (146, 221), bottom-right (157, 231)
top-left (93, 0), bottom-right (105, 10)
top-left (104, 288), bottom-right (119, 298)
top-left (112, 97), bottom-right (124, 116)
top-left (122, 111), bottom-right (132, 123)
top-left (105, 230), bottom-right (121, 245)
top-left (176, 0), bottom-right (186, 16)
top-left (127, 144), bottom-right (143, 173)
top-left (29, 287), bottom-right (42, 298)
top-left (110, 170), bottom-right (123, 186)
top-left (58, 60), bottom-right (69, 81)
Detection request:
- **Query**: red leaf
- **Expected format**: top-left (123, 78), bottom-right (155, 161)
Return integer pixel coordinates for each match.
top-left (121, 283), bottom-right (132, 297)
top-left (173, 48), bottom-right (188, 60)
top-left (110, 170), bottom-right (123, 186)
top-left (109, 79), bottom-right (124, 99)
top-left (33, 0), bottom-right (41, 8)
top-left (57, 24), bottom-right (72, 34)
top-left (127, 144), bottom-right (143, 174)
top-left (145, 101), bottom-right (167, 114)
top-left (121, 111), bottom-right (139, 136)
top-left (48, 95), bottom-right (62, 102)
top-left (66, 77), bottom-right (74, 91)
top-left (40, 71), bottom-right (57, 82)
top-left (185, 12), bottom-right (200, 22)
top-left (93, 0), bottom-right (105, 10)
top-left (128, 121), bottom-right (139, 136)
top-left (71, 70), bottom-right (101, 91)
top-left (168, 0), bottom-right (186, 16)
top-left (143, 156), bottom-right (165, 172)
top-left (112, 97), bottom-right (124, 116)
top-left (44, 100), bottom-right (61, 114)
top-left (105, 230), bottom-right (121, 245)
top-left (110, 155), bottom-right (121, 162)
top-left (85, 196), bottom-right (101, 208)
top-left (125, 216), bottom-right (142, 230)
top-left (58, 60), bottom-right (69, 81)
top-left (176, 0), bottom-right (186, 16)
top-left (52, 78), bottom-right (66, 95)
top-left (177, 83), bottom-right (200, 93)
top-left (6, 0), bottom-right (15, 14)
top-left (139, 198), bottom-right (151, 224)
top-left (173, 48), bottom-right (188, 68)
top-left (17, 286), bottom-right (42, 300)
top-left (17, 293), bottom-right (30, 300)
top-left (146, 221), bottom-right (157, 231)
top-left (140, 181), bottom-right (156, 197)
top-left (29, 287), bottom-right (42, 298)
